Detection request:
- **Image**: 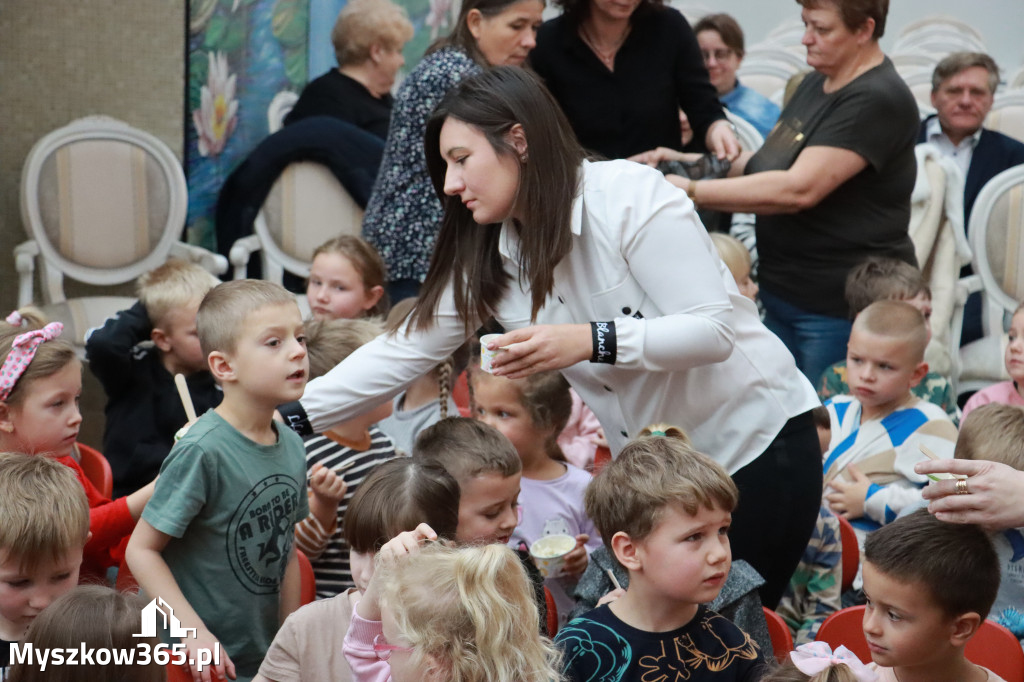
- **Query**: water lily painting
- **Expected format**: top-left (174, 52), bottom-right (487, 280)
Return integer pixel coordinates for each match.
top-left (185, 0), bottom-right (309, 251)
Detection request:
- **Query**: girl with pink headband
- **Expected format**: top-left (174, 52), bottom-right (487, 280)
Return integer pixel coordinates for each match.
top-left (0, 308), bottom-right (154, 583)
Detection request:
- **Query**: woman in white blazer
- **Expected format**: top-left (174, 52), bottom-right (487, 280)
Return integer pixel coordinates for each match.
top-left (279, 67), bottom-right (821, 607)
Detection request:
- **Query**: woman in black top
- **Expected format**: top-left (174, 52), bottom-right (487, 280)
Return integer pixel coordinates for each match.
top-left (641, 0), bottom-right (919, 386)
top-left (529, 0), bottom-right (739, 160)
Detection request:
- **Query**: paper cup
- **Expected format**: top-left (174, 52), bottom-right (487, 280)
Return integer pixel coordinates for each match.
top-left (479, 333), bottom-right (506, 374)
top-left (530, 534), bottom-right (577, 578)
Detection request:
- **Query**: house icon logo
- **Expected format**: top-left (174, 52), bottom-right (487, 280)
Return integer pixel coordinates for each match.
top-left (134, 597), bottom-right (198, 639)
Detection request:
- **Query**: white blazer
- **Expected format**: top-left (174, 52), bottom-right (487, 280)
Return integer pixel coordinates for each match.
top-left (296, 160), bottom-right (819, 473)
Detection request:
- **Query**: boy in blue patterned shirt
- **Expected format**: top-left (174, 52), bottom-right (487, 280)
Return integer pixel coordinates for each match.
top-left (823, 301), bottom-right (958, 554)
top-left (126, 280), bottom-right (310, 682)
top-left (555, 433), bottom-right (762, 682)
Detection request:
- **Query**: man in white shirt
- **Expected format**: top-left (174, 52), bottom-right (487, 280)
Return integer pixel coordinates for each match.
top-left (918, 52), bottom-right (1024, 344)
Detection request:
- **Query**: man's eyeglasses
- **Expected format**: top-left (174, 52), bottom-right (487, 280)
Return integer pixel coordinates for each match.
top-left (373, 633), bottom-right (414, 661)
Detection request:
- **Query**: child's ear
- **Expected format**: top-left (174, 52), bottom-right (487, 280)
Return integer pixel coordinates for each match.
top-left (207, 351), bottom-right (235, 383)
top-left (151, 327), bottom-right (172, 353)
top-left (949, 611), bottom-right (982, 646)
top-left (610, 531), bottom-right (642, 571)
top-left (0, 402), bottom-right (14, 434)
top-left (363, 285), bottom-right (385, 311)
top-left (909, 361), bottom-right (928, 389)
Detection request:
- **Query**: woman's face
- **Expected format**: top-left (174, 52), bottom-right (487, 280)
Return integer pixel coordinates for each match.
top-left (800, 4), bottom-right (869, 77)
top-left (588, 0), bottom-right (642, 23)
top-left (697, 30), bottom-right (741, 96)
top-left (439, 118), bottom-right (523, 225)
top-left (467, 0), bottom-right (544, 67)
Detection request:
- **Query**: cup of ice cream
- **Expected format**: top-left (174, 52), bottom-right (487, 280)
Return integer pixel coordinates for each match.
top-left (530, 534), bottom-right (577, 578)
top-left (479, 333), bottom-right (507, 374)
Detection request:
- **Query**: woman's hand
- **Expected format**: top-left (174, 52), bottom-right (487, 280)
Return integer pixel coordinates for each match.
top-left (628, 146), bottom-right (691, 167)
top-left (706, 119), bottom-right (741, 161)
top-left (488, 324), bottom-right (592, 379)
top-left (357, 524), bottom-right (437, 621)
top-left (915, 459), bottom-right (1024, 530)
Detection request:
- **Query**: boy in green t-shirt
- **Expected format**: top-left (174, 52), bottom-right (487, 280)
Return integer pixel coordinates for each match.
top-left (126, 280), bottom-right (310, 682)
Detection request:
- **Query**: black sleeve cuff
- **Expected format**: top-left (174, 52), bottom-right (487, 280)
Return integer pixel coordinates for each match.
top-left (278, 400), bottom-right (313, 436)
top-left (590, 321), bottom-right (616, 365)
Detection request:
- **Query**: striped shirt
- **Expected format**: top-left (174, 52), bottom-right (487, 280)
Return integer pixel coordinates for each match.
top-left (295, 427), bottom-right (397, 598)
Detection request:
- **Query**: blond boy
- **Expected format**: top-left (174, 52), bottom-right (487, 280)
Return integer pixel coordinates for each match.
top-left (823, 301), bottom-right (957, 538)
top-left (126, 280), bottom-right (310, 682)
top-left (0, 453), bottom-right (89, 676)
top-left (862, 509), bottom-right (1004, 681)
top-left (954, 403), bottom-right (1024, 643)
top-left (556, 435), bottom-right (760, 681)
top-left (86, 259), bottom-right (222, 497)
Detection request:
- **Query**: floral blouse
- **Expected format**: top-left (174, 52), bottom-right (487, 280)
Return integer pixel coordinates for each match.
top-left (361, 47), bottom-right (482, 282)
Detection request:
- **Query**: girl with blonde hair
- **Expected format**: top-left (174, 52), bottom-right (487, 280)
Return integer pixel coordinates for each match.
top-left (344, 526), bottom-right (562, 682)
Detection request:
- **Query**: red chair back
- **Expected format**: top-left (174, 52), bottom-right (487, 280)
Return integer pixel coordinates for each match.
top-left (592, 446), bottom-right (612, 474)
top-left (77, 443), bottom-right (113, 499)
top-left (817, 605), bottom-right (1024, 681)
top-left (816, 605), bottom-right (869, 661)
top-left (452, 370), bottom-right (471, 417)
top-left (544, 585), bottom-right (558, 637)
top-left (297, 549), bottom-right (316, 606)
top-left (836, 514), bottom-right (858, 593)
top-left (763, 606), bottom-right (794, 662)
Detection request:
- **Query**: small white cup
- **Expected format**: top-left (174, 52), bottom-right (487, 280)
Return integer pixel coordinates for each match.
top-left (529, 534), bottom-right (577, 578)
top-left (479, 333), bottom-right (506, 374)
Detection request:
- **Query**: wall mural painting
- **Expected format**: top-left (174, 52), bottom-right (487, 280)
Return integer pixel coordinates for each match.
top-left (185, 0), bottom-right (309, 251)
top-left (184, 0), bottom-right (456, 250)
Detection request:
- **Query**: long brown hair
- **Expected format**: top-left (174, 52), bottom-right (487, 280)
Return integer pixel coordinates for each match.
top-left (418, 67), bottom-right (585, 333)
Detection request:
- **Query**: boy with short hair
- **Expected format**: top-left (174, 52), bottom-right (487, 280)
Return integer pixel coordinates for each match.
top-left (823, 300), bottom-right (958, 539)
top-left (413, 417), bottom-right (548, 627)
top-left (86, 259), bottom-right (222, 497)
top-left (953, 403), bottom-right (1024, 642)
top-left (125, 280), bottom-right (310, 682)
top-left (819, 257), bottom-right (957, 423)
top-left (862, 509), bottom-right (1004, 681)
top-left (556, 435), bottom-right (761, 681)
top-left (0, 452), bottom-right (90, 678)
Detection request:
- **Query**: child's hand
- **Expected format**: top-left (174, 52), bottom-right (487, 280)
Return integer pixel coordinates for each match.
top-left (357, 524), bottom-right (437, 622)
top-left (185, 629), bottom-right (236, 682)
top-left (562, 534), bottom-right (589, 578)
top-left (826, 465), bottom-right (870, 519)
top-left (596, 587), bottom-right (626, 607)
top-left (309, 463), bottom-right (347, 504)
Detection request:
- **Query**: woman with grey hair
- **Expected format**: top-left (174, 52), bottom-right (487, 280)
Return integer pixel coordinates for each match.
top-left (285, 0), bottom-right (414, 139)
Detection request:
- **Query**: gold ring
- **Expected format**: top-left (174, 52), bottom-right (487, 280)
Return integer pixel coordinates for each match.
top-left (955, 478), bottom-right (970, 495)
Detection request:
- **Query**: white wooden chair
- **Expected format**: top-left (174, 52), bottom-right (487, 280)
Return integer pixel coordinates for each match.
top-left (898, 16), bottom-right (985, 44)
top-left (986, 90), bottom-right (1024, 144)
top-left (900, 71), bottom-right (937, 119)
top-left (229, 160), bottom-right (363, 309)
top-left (735, 61), bottom-right (798, 106)
top-left (267, 90), bottom-right (299, 134)
top-left (951, 165), bottom-right (1024, 395)
top-left (15, 116), bottom-right (226, 351)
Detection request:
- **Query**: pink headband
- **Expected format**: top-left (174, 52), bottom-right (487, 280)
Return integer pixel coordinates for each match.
top-left (790, 642), bottom-right (877, 681)
top-left (6, 311), bottom-right (23, 326)
top-left (0, 322), bottom-right (65, 402)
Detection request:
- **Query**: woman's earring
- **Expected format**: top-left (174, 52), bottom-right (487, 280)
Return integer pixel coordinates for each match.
top-left (519, 153), bottom-right (528, 163)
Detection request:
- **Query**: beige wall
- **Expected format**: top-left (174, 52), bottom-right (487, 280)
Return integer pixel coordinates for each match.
top-left (0, 0), bottom-right (185, 314)
top-left (0, 0), bottom-right (185, 448)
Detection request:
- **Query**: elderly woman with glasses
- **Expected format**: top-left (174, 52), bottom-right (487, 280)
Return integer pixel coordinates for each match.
top-left (694, 13), bottom-right (780, 139)
top-left (644, 0), bottom-right (920, 387)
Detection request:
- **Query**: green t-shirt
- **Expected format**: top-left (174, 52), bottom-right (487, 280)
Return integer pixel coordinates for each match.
top-left (143, 410), bottom-right (309, 680)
